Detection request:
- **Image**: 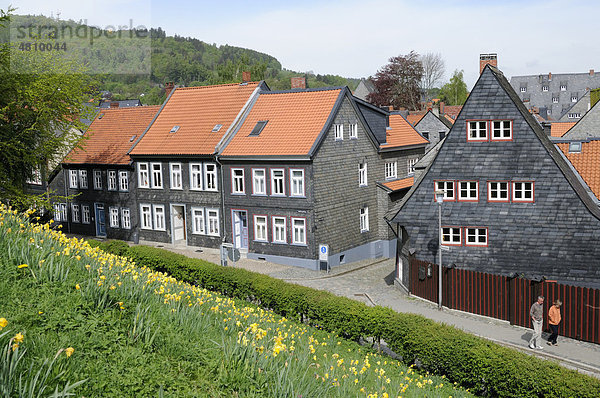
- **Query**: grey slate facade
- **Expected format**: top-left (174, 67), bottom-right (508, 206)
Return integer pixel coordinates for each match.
top-left (413, 110), bottom-right (452, 151)
top-left (562, 99), bottom-right (600, 140)
top-left (388, 66), bottom-right (600, 288)
top-left (558, 91), bottom-right (590, 121)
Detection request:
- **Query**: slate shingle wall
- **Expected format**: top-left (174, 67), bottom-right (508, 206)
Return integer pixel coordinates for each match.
top-left (414, 112), bottom-right (449, 151)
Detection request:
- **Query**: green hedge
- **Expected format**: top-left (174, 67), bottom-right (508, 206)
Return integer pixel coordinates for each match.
top-left (92, 241), bottom-right (600, 397)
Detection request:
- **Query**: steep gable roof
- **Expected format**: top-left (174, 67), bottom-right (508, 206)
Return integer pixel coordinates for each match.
top-left (405, 113), bottom-right (425, 126)
top-left (442, 105), bottom-right (462, 120)
top-left (550, 121), bottom-right (576, 137)
top-left (63, 106), bottom-right (160, 165)
top-left (415, 109), bottom-right (453, 129)
top-left (562, 98), bottom-right (600, 140)
top-left (129, 82), bottom-right (263, 156)
top-left (556, 140), bottom-right (600, 200)
top-left (380, 113), bottom-right (428, 150)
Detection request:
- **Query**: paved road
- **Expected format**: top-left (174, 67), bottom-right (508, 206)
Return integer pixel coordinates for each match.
top-left (145, 241), bottom-right (600, 377)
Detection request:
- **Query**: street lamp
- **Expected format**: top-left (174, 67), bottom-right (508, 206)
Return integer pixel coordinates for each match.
top-left (434, 189), bottom-right (445, 310)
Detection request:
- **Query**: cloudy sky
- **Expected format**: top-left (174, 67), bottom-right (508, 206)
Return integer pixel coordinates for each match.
top-left (3, 0), bottom-right (599, 88)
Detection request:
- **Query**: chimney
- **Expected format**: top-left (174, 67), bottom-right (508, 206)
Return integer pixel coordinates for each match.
top-left (291, 76), bottom-right (306, 89)
top-left (590, 69), bottom-right (595, 76)
top-left (165, 82), bottom-right (174, 97)
top-left (479, 53), bottom-right (498, 74)
top-left (439, 101), bottom-right (445, 115)
top-left (242, 71), bottom-right (251, 83)
top-left (109, 101), bottom-right (119, 108)
top-left (548, 72), bottom-right (552, 81)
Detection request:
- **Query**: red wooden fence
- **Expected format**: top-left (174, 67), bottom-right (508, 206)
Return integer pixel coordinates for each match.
top-left (409, 257), bottom-right (600, 345)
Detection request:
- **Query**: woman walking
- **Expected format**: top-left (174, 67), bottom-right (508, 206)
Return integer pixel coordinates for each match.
top-left (547, 299), bottom-right (562, 346)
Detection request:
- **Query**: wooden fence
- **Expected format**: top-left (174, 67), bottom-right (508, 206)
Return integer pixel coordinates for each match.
top-left (409, 257), bottom-right (600, 345)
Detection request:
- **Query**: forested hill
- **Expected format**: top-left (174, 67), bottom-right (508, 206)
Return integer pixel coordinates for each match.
top-left (5, 14), bottom-right (359, 104)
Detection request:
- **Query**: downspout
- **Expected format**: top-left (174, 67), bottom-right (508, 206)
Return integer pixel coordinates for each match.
top-left (64, 168), bottom-right (71, 234)
top-left (215, 155), bottom-right (227, 243)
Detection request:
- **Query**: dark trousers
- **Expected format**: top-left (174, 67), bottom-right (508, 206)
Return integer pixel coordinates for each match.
top-left (548, 324), bottom-right (559, 344)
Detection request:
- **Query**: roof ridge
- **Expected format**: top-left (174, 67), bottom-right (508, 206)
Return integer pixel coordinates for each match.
top-left (175, 81), bottom-right (261, 91)
top-left (261, 86), bottom-right (345, 95)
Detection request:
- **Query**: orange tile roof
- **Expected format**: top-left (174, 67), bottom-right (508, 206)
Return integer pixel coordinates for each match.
top-left (380, 114), bottom-right (429, 149)
top-left (550, 122), bottom-right (576, 137)
top-left (383, 176), bottom-right (414, 192)
top-left (64, 106), bottom-right (160, 165)
top-left (130, 82), bottom-right (261, 156)
top-left (405, 114), bottom-right (425, 126)
top-left (443, 105), bottom-right (462, 120)
top-left (220, 88), bottom-right (343, 156)
top-left (556, 141), bottom-right (600, 199)
top-left (443, 114), bottom-right (455, 124)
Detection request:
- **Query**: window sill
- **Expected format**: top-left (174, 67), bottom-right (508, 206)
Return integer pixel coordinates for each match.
top-left (251, 193), bottom-right (268, 197)
top-left (290, 195), bottom-right (306, 199)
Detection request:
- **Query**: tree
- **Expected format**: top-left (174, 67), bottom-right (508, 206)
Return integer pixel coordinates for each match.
top-left (420, 53), bottom-right (445, 101)
top-left (367, 51), bottom-right (423, 110)
top-left (439, 69), bottom-right (468, 105)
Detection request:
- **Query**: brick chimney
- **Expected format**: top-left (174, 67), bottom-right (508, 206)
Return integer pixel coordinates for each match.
top-left (479, 53), bottom-right (498, 74)
top-left (548, 72), bottom-right (552, 81)
top-left (165, 82), bottom-right (174, 97)
top-left (590, 69), bottom-right (595, 76)
top-left (242, 71), bottom-right (251, 83)
top-left (291, 77), bottom-right (306, 89)
top-left (109, 101), bottom-right (119, 108)
top-left (439, 101), bottom-right (445, 115)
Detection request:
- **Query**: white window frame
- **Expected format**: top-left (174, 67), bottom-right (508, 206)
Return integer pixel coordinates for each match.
top-left (290, 169), bottom-right (305, 197)
top-left (458, 181), bottom-right (479, 202)
top-left (190, 163), bottom-right (203, 191)
top-left (465, 227), bottom-right (488, 247)
top-left (512, 181), bottom-right (534, 203)
top-left (138, 163), bottom-right (149, 188)
top-left (272, 216), bottom-right (287, 244)
top-left (385, 161), bottom-right (397, 180)
top-left (560, 84), bottom-right (567, 91)
top-left (79, 170), bottom-right (88, 189)
top-left (109, 207), bottom-right (119, 228)
top-left (552, 96), bottom-right (559, 104)
top-left (252, 168), bottom-right (266, 195)
top-left (434, 180), bottom-right (455, 201)
top-left (253, 215), bottom-right (268, 242)
top-left (93, 170), bottom-right (102, 190)
top-left (488, 181), bottom-right (509, 202)
top-left (191, 207), bottom-right (205, 235)
top-left (121, 208), bottom-right (131, 230)
top-left (359, 163), bottom-right (367, 187)
top-left (360, 207), bottom-right (369, 233)
top-left (231, 168), bottom-right (245, 194)
top-left (204, 163), bottom-right (218, 191)
top-left (407, 158), bottom-right (418, 176)
top-left (152, 204), bottom-right (166, 231)
top-left (542, 86), bottom-right (548, 92)
top-left (82, 205), bottom-right (90, 224)
top-left (571, 95), bottom-right (578, 103)
top-left (69, 170), bottom-right (78, 189)
top-left (491, 120), bottom-right (512, 141)
top-left (119, 170), bottom-right (129, 192)
top-left (520, 87), bottom-right (527, 93)
top-left (334, 124), bottom-right (344, 141)
top-left (71, 204), bottom-right (80, 223)
top-left (467, 121), bottom-right (488, 141)
top-left (271, 169), bottom-right (285, 196)
top-left (140, 204), bottom-right (152, 230)
top-left (54, 203), bottom-right (67, 222)
top-left (441, 227), bottom-right (461, 245)
top-left (170, 163), bottom-right (182, 190)
top-left (27, 168), bottom-right (42, 185)
top-left (291, 217), bottom-right (307, 245)
top-left (349, 123), bottom-right (358, 139)
top-left (107, 170), bottom-right (117, 191)
top-left (151, 163), bottom-right (163, 189)
top-left (206, 208), bottom-right (220, 236)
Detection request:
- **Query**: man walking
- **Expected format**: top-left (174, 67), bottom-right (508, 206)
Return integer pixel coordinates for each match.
top-left (547, 299), bottom-right (562, 346)
top-left (529, 295), bottom-right (544, 349)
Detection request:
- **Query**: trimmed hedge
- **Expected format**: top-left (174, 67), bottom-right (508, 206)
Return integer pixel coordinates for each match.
top-left (92, 241), bottom-right (600, 397)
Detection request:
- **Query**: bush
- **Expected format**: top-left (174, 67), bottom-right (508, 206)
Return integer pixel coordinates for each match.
top-left (95, 241), bottom-right (600, 398)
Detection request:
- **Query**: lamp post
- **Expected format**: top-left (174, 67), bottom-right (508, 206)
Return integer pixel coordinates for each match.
top-left (435, 189), bottom-right (444, 310)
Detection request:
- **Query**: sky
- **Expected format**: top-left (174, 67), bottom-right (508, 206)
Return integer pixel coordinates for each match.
top-left (3, 0), bottom-right (600, 88)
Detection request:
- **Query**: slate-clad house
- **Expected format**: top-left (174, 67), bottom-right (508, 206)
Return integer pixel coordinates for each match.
top-left (558, 91), bottom-right (590, 121)
top-left (50, 106), bottom-right (160, 239)
top-left (412, 110), bottom-right (452, 151)
top-left (387, 65), bottom-right (600, 288)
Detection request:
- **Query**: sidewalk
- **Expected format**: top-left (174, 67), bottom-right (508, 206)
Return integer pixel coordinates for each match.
top-left (145, 241), bottom-right (600, 377)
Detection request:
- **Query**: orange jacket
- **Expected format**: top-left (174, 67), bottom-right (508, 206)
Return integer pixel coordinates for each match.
top-left (548, 305), bottom-right (561, 325)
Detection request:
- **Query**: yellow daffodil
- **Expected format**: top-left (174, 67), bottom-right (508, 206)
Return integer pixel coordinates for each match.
top-left (0, 318), bottom-right (7, 328)
top-left (65, 347), bottom-right (74, 357)
top-left (14, 333), bottom-right (24, 343)
top-left (75, 284), bottom-right (80, 290)
top-left (17, 263), bottom-right (28, 268)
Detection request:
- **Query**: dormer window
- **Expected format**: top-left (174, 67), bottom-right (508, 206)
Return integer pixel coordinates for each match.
top-left (520, 86), bottom-right (527, 93)
top-left (542, 86), bottom-right (548, 92)
top-left (170, 125), bottom-right (180, 134)
top-left (571, 95), bottom-right (578, 103)
top-left (560, 84), bottom-right (567, 91)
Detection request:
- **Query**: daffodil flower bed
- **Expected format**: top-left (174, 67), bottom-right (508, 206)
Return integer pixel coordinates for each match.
top-left (0, 205), bottom-right (475, 397)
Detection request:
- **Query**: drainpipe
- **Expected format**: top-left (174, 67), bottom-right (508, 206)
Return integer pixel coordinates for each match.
top-left (215, 155), bottom-right (227, 243)
top-left (64, 167), bottom-right (71, 234)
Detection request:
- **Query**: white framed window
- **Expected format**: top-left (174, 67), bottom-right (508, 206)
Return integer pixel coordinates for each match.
top-left (552, 96), bottom-right (559, 104)
top-left (254, 215), bottom-right (268, 242)
top-left (434, 180), bottom-right (455, 201)
top-left (231, 168), bottom-right (245, 194)
top-left (488, 181), bottom-right (509, 202)
top-left (407, 158), bottom-right (418, 176)
top-left (54, 203), bottom-right (67, 222)
top-left (121, 208), bottom-right (131, 230)
top-left (191, 207), bottom-right (205, 234)
top-left (151, 163), bottom-right (163, 189)
top-left (153, 204), bottom-right (165, 231)
top-left (119, 171), bottom-right (129, 192)
top-left (491, 120), bottom-right (512, 140)
top-left (512, 181), bottom-right (534, 202)
top-left (334, 124), bottom-right (344, 140)
top-left (568, 113), bottom-right (581, 119)
top-left (465, 227), bottom-right (488, 247)
top-left (349, 123), bottom-right (358, 139)
top-left (138, 163), bottom-right (149, 188)
top-left (360, 207), bottom-right (369, 232)
top-left (569, 142), bottom-right (582, 153)
top-left (520, 87), bottom-right (527, 93)
top-left (290, 169), bottom-right (305, 197)
top-left (204, 163), bottom-right (218, 191)
top-left (271, 169), bottom-right (285, 196)
top-left (385, 162), bottom-right (397, 180)
top-left (206, 208), bottom-right (220, 236)
top-left (560, 84), bottom-right (567, 91)
top-left (69, 170), bottom-right (78, 189)
top-left (71, 204), bottom-right (80, 223)
top-left (458, 181), bottom-right (478, 201)
top-left (82, 205), bottom-right (90, 224)
top-left (109, 207), bottom-right (119, 228)
top-left (107, 170), bottom-right (117, 191)
top-left (467, 121), bottom-right (487, 141)
top-left (93, 170), bottom-right (102, 190)
top-left (441, 227), bottom-right (461, 245)
top-left (27, 168), bottom-right (42, 185)
top-left (571, 95), bottom-right (578, 103)
top-left (190, 163), bottom-right (203, 190)
top-left (542, 86), bottom-right (548, 92)
top-left (170, 163), bottom-right (182, 189)
top-left (140, 204), bottom-right (152, 230)
top-left (79, 170), bottom-right (88, 189)
top-left (359, 163), bottom-right (367, 186)
top-left (252, 169), bottom-right (266, 195)
top-left (272, 216), bottom-right (287, 243)
top-left (291, 217), bottom-right (306, 245)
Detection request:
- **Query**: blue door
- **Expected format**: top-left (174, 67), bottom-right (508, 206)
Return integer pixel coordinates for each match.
top-left (94, 203), bottom-right (106, 237)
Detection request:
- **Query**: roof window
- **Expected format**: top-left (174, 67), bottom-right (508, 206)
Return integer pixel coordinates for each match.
top-left (249, 120), bottom-right (268, 136)
top-left (569, 142), bottom-right (582, 153)
top-left (129, 135), bottom-right (136, 142)
top-left (170, 125), bottom-right (180, 134)
top-left (212, 124), bottom-right (223, 133)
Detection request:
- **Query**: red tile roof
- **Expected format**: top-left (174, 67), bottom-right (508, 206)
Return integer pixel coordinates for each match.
top-left (550, 122), bottom-right (576, 137)
top-left (405, 114), bottom-right (425, 126)
top-left (380, 114), bottom-right (429, 149)
top-left (443, 105), bottom-right (462, 120)
top-left (130, 82), bottom-right (261, 156)
top-left (64, 106), bottom-right (160, 165)
top-left (383, 176), bottom-right (414, 192)
top-left (221, 88), bottom-right (343, 156)
top-left (557, 140), bottom-right (600, 199)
